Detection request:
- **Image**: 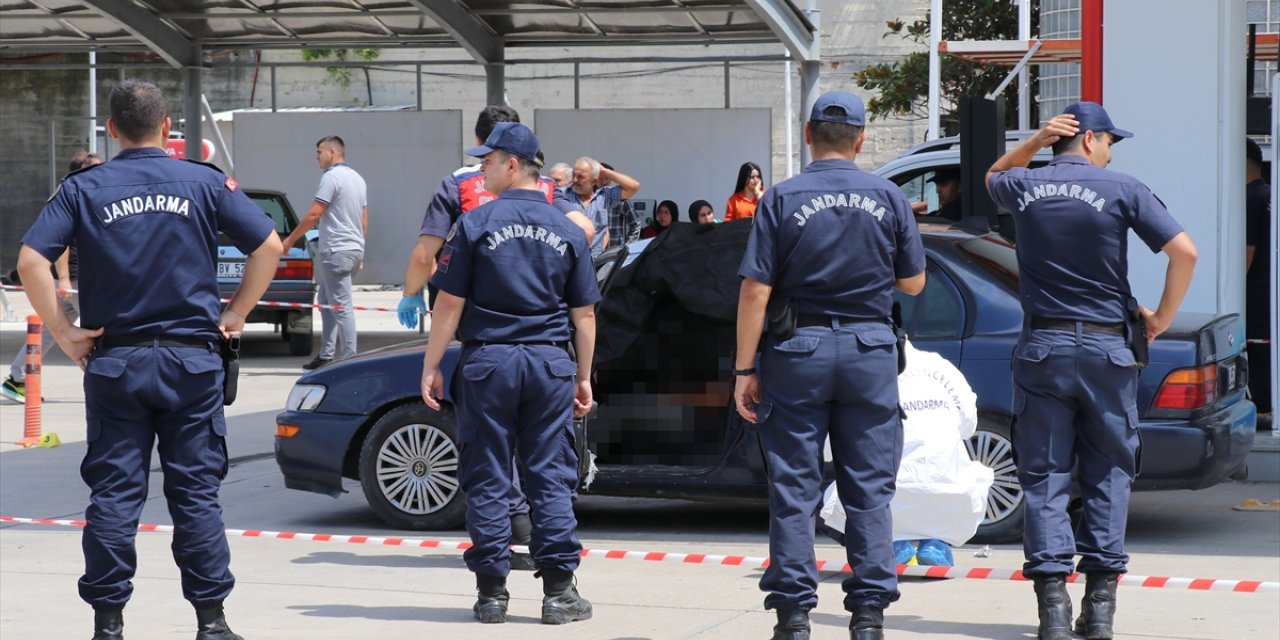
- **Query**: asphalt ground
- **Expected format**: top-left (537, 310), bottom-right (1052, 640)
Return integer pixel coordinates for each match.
top-left (1, 289), bottom-right (1278, 639)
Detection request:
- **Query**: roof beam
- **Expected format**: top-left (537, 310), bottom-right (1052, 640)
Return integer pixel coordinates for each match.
top-left (78, 0), bottom-right (200, 68)
top-left (404, 0), bottom-right (502, 64)
top-left (742, 0), bottom-right (817, 61)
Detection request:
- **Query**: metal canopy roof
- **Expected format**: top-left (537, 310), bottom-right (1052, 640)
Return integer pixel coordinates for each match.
top-left (0, 1), bottom-right (818, 67)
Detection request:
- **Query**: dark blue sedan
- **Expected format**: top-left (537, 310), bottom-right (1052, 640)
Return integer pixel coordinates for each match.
top-left (275, 221), bottom-right (1256, 543)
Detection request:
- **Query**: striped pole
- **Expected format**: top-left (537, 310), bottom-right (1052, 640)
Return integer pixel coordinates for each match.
top-left (16, 315), bottom-right (42, 447)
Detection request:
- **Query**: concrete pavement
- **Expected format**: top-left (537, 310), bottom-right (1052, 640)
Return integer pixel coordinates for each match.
top-left (1, 290), bottom-right (1278, 639)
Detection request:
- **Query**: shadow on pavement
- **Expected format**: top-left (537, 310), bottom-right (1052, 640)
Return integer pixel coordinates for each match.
top-left (291, 551), bottom-right (465, 570)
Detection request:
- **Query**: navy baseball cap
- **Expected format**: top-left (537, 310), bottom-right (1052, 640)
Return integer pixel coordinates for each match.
top-left (465, 121), bottom-right (544, 166)
top-left (809, 91), bottom-right (866, 126)
top-left (1063, 101), bottom-right (1133, 141)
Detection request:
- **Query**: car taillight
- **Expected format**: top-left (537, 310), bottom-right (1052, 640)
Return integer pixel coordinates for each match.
top-left (1152, 364), bottom-right (1218, 410)
top-left (275, 259), bottom-right (312, 280)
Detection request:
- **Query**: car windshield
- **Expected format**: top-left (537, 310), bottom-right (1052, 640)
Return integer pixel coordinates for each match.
top-left (954, 234), bottom-right (1020, 291)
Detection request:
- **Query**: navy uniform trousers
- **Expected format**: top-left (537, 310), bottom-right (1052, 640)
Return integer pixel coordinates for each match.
top-left (80, 341), bottom-right (233, 610)
top-left (456, 344), bottom-right (582, 577)
top-left (758, 319), bottom-right (903, 613)
top-left (1012, 325), bottom-right (1139, 577)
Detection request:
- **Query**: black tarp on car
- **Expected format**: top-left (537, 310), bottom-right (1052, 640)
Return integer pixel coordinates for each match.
top-left (596, 219), bottom-right (753, 364)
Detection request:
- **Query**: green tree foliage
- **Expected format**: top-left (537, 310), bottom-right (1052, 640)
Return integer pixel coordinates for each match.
top-left (854, 0), bottom-right (1040, 133)
top-left (300, 48), bottom-right (381, 90)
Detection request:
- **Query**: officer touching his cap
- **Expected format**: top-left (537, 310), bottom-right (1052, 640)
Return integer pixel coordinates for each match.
top-left (18, 79), bottom-right (283, 640)
top-left (420, 121), bottom-right (599, 626)
top-left (986, 102), bottom-right (1196, 640)
top-left (734, 92), bottom-right (926, 640)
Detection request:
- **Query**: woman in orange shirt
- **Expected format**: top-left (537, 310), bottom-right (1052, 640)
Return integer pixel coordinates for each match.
top-left (724, 161), bottom-right (765, 221)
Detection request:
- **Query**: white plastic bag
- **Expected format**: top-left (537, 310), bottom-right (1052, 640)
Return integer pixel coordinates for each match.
top-left (820, 341), bottom-right (994, 546)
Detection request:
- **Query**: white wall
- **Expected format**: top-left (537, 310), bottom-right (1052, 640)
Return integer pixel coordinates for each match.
top-left (233, 111), bottom-right (463, 285)
top-left (534, 108), bottom-right (772, 221)
top-left (1105, 0), bottom-right (1245, 316)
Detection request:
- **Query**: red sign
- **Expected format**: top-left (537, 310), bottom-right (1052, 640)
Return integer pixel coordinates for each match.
top-left (164, 139), bottom-right (215, 161)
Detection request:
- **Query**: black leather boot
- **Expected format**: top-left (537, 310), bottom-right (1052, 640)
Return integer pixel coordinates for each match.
top-left (510, 512), bottom-right (536, 571)
top-left (1032, 576), bottom-right (1073, 640)
top-left (849, 605), bottom-right (885, 640)
top-left (473, 573), bottom-right (510, 624)
top-left (1074, 573), bottom-right (1119, 639)
top-left (194, 606), bottom-right (243, 640)
top-left (771, 609), bottom-right (809, 640)
top-left (537, 568), bottom-right (592, 625)
top-left (91, 609), bottom-right (124, 640)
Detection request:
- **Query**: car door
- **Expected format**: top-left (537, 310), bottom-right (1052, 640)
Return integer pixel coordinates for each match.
top-left (574, 244), bottom-right (630, 482)
top-left (893, 257), bottom-right (966, 363)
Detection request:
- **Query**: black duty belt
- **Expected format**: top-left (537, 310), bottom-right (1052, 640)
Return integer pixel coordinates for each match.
top-left (100, 334), bottom-right (215, 349)
top-left (463, 341), bottom-right (569, 351)
top-left (1030, 317), bottom-right (1125, 336)
top-left (796, 314), bottom-right (884, 328)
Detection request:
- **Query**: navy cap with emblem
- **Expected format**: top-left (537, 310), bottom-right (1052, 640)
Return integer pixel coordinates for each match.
top-left (808, 91), bottom-right (866, 127)
top-left (1063, 101), bottom-right (1133, 141)
top-left (464, 121), bottom-right (544, 166)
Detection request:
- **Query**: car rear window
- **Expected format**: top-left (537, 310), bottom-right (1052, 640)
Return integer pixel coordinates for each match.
top-left (249, 193), bottom-right (294, 235)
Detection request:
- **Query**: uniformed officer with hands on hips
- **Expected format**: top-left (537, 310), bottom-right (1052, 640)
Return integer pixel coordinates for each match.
top-left (420, 121), bottom-right (599, 625)
top-left (17, 79), bottom-right (283, 640)
top-left (734, 91), bottom-right (926, 640)
top-left (986, 102), bottom-right (1196, 640)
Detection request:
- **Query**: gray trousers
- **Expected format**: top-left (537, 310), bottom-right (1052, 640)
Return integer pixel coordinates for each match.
top-left (10, 289), bottom-right (79, 382)
top-left (315, 250), bottom-right (362, 360)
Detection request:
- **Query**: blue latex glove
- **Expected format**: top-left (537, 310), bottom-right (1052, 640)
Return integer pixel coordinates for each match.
top-left (397, 293), bottom-right (426, 329)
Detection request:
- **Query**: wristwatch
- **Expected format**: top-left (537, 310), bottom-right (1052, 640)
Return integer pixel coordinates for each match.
top-left (733, 367), bottom-right (757, 376)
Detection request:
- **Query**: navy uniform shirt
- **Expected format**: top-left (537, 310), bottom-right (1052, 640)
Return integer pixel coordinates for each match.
top-left (22, 147), bottom-right (276, 340)
top-left (739, 158), bottom-right (925, 319)
top-left (431, 188), bottom-right (601, 343)
top-left (988, 154), bottom-right (1183, 323)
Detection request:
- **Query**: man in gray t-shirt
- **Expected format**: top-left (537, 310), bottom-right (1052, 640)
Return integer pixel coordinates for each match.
top-left (282, 135), bottom-right (368, 369)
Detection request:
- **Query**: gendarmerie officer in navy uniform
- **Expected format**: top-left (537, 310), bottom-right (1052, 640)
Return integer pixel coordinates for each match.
top-left (420, 122), bottom-right (599, 625)
top-left (734, 92), bottom-right (926, 640)
top-left (986, 102), bottom-right (1196, 640)
top-left (18, 79), bottom-right (283, 640)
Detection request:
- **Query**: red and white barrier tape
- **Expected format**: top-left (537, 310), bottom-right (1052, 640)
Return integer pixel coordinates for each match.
top-left (0, 284), bottom-right (424, 315)
top-left (2, 516), bottom-right (1274, 594)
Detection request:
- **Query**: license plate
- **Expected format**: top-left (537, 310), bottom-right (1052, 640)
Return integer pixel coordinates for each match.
top-left (218, 262), bottom-right (245, 278)
top-left (1226, 361), bottom-right (1237, 390)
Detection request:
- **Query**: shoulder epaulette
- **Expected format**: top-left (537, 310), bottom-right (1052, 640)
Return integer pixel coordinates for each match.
top-left (183, 158), bottom-right (225, 174)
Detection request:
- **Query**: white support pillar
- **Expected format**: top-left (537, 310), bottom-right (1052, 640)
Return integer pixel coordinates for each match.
top-left (1018, 0), bottom-right (1031, 130)
top-left (927, 0), bottom-right (942, 140)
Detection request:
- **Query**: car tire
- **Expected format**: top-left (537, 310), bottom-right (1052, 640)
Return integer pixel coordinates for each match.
top-left (965, 415), bottom-right (1025, 544)
top-left (358, 403), bottom-right (466, 530)
top-left (288, 331), bottom-right (313, 356)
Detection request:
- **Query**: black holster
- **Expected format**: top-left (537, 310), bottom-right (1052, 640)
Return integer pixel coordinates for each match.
top-left (765, 296), bottom-right (796, 345)
top-left (222, 334), bottom-right (240, 405)
top-left (1124, 297), bottom-right (1150, 369)
top-left (891, 301), bottom-right (907, 374)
